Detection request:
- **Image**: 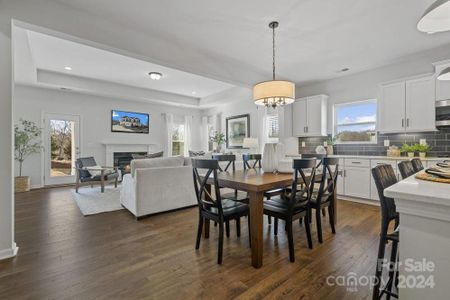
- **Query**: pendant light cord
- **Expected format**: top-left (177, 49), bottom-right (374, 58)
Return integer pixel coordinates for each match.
top-left (272, 24), bottom-right (276, 80)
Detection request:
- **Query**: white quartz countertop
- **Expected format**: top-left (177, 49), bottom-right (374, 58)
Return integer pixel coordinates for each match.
top-left (384, 175), bottom-right (450, 207)
top-left (286, 154), bottom-right (448, 161)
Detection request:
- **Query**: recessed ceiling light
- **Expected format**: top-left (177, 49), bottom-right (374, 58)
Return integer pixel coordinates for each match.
top-left (148, 72), bottom-right (162, 80)
top-left (340, 68), bottom-right (350, 72)
top-left (64, 66), bottom-right (72, 71)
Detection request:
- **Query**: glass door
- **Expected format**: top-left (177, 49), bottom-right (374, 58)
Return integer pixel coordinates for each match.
top-left (44, 113), bottom-right (80, 185)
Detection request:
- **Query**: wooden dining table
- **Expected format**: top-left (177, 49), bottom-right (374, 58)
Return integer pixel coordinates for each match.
top-left (202, 168), bottom-right (337, 268)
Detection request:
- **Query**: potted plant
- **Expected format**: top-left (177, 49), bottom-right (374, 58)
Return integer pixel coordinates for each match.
top-left (416, 144), bottom-right (431, 158)
top-left (14, 119), bottom-right (42, 192)
top-left (401, 143), bottom-right (415, 158)
top-left (210, 131), bottom-right (226, 153)
top-left (325, 137), bottom-right (336, 155)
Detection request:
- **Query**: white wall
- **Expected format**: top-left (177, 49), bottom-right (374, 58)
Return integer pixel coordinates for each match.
top-left (202, 87), bottom-right (299, 155)
top-left (0, 13), bottom-right (15, 260)
top-left (296, 43), bottom-right (450, 134)
top-left (14, 85), bottom-right (202, 188)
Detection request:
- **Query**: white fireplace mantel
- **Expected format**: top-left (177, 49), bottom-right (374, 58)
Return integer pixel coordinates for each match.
top-left (102, 142), bottom-right (158, 167)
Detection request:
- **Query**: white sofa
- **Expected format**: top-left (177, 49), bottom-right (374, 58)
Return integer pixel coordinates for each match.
top-left (120, 156), bottom-right (197, 218)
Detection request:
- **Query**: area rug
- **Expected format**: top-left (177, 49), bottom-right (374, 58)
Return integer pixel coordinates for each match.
top-left (71, 185), bottom-right (124, 216)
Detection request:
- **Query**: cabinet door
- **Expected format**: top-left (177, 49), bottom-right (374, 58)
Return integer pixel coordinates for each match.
top-left (379, 81), bottom-right (406, 133)
top-left (344, 167), bottom-right (371, 199)
top-left (336, 159), bottom-right (345, 195)
top-left (306, 95), bottom-right (326, 136)
top-left (292, 98), bottom-right (308, 136)
top-left (436, 64), bottom-right (450, 101)
top-left (405, 76), bottom-right (436, 132)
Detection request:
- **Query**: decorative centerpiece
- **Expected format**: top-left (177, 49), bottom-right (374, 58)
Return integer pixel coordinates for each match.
top-left (262, 143), bottom-right (278, 173)
top-left (14, 120), bottom-right (42, 192)
top-left (210, 131), bottom-right (226, 153)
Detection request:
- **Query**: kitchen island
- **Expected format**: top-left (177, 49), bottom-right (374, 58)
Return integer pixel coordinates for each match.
top-left (384, 174), bottom-right (450, 300)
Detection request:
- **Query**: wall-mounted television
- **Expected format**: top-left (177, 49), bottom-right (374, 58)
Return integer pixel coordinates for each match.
top-left (111, 110), bottom-right (149, 134)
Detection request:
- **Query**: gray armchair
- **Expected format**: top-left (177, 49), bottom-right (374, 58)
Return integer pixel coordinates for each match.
top-left (75, 157), bottom-right (119, 193)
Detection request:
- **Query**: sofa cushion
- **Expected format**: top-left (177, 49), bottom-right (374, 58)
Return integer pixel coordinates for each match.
top-left (131, 156), bottom-right (185, 177)
top-left (132, 151), bottom-right (164, 159)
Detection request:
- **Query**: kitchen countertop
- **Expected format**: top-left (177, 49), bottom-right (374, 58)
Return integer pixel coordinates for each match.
top-left (286, 154), bottom-right (448, 161)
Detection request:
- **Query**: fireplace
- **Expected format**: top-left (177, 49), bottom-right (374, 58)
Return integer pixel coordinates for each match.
top-left (113, 152), bottom-right (147, 174)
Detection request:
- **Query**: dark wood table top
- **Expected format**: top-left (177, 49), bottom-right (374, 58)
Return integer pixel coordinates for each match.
top-left (205, 169), bottom-right (297, 192)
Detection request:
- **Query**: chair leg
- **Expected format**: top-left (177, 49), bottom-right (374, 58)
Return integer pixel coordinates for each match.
top-left (236, 218), bottom-right (241, 237)
top-left (386, 240), bottom-right (399, 300)
top-left (299, 217), bottom-right (303, 225)
top-left (274, 217), bottom-right (278, 236)
top-left (268, 215), bottom-right (272, 225)
top-left (322, 208), bottom-right (326, 216)
top-left (218, 221), bottom-right (224, 264)
top-left (372, 230), bottom-right (388, 300)
top-left (225, 220), bottom-right (230, 238)
top-left (304, 214), bottom-right (313, 249)
top-left (204, 219), bottom-right (210, 239)
top-left (195, 215), bottom-right (204, 249)
top-left (286, 219), bottom-right (295, 262)
top-left (328, 205), bottom-right (336, 234)
top-left (316, 209), bottom-right (323, 243)
top-left (214, 221), bottom-right (217, 227)
top-left (247, 214), bottom-right (251, 248)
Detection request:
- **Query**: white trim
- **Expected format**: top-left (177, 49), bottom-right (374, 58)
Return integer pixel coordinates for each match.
top-left (0, 243), bottom-right (18, 261)
top-left (338, 195), bottom-right (380, 206)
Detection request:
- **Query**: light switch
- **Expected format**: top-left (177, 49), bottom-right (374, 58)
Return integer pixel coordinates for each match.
top-left (384, 140), bottom-right (390, 147)
top-left (420, 139), bottom-right (426, 145)
top-left (301, 141), bottom-right (306, 147)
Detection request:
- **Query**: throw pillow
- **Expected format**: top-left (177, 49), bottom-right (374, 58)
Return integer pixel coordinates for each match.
top-left (189, 150), bottom-right (206, 157)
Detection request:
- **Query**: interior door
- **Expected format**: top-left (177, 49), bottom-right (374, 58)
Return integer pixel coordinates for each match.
top-left (292, 98), bottom-right (308, 136)
top-left (405, 76), bottom-right (436, 132)
top-left (44, 113), bottom-right (80, 185)
top-left (379, 81), bottom-right (406, 133)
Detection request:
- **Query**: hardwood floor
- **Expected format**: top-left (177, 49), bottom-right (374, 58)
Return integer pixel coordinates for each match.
top-left (0, 187), bottom-right (383, 299)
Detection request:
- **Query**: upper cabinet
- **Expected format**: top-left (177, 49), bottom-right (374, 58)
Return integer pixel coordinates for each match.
top-left (292, 94), bottom-right (328, 137)
top-left (435, 61), bottom-right (450, 101)
top-left (379, 75), bottom-right (436, 133)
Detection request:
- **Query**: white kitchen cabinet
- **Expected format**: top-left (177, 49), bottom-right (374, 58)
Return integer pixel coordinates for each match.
top-left (435, 61), bottom-right (450, 101)
top-left (379, 75), bottom-right (436, 133)
top-left (379, 81), bottom-right (406, 133)
top-left (292, 94), bottom-right (327, 137)
top-left (292, 97), bottom-right (307, 136)
top-left (336, 158), bottom-right (345, 195)
top-left (344, 166), bottom-right (371, 199)
top-left (405, 75), bottom-right (436, 132)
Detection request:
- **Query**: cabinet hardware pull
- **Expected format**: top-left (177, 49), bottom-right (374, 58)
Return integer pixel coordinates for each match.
top-left (407, 118), bottom-right (410, 127)
top-left (351, 161), bottom-right (361, 164)
top-left (402, 118), bottom-right (404, 127)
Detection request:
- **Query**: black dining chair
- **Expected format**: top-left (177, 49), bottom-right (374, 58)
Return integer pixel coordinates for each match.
top-left (301, 153), bottom-right (327, 217)
top-left (192, 159), bottom-right (250, 264)
top-left (309, 157), bottom-right (338, 243)
top-left (371, 164), bottom-right (400, 300)
top-left (411, 158), bottom-right (424, 173)
top-left (398, 160), bottom-right (415, 179)
top-left (242, 154), bottom-right (285, 225)
top-left (263, 159), bottom-right (316, 262)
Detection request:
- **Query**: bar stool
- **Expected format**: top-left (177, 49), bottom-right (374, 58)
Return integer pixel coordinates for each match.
top-left (411, 158), bottom-right (424, 173)
top-left (371, 164), bottom-right (400, 300)
top-left (398, 160), bottom-right (415, 179)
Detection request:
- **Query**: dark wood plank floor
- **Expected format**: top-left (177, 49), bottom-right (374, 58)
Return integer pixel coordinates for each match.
top-left (0, 187), bottom-right (383, 299)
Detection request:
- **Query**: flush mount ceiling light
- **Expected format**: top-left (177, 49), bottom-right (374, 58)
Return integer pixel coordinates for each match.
top-left (253, 21), bottom-right (295, 108)
top-left (438, 66), bottom-right (450, 80)
top-left (148, 72), bottom-right (162, 80)
top-left (417, 0), bottom-right (450, 33)
top-left (64, 66), bottom-right (72, 71)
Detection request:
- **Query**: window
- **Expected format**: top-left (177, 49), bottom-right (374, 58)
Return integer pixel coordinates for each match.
top-left (266, 114), bottom-right (279, 143)
top-left (334, 100), bottom-right (377, 144)
top-left (172, 123), bottom-right (185, 156)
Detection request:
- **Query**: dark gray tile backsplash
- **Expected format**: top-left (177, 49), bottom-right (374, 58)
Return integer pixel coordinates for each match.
top-left (298, 128), bottom-right (450, 157)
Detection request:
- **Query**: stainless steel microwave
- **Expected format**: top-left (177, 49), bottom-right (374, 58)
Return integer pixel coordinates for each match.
top-left (436, 100), bottom-right (450, 127)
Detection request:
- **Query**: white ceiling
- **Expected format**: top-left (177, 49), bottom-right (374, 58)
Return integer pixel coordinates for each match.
top-left (21, 29), bottom-right (233, 99)
top-left (51, 0), bottom-right (450, 86)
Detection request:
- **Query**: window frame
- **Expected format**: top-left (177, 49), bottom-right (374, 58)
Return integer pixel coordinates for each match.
top-left (171, 122), bottom-right (185, 156)
top-left (333, 99), bottom-right (378, 145)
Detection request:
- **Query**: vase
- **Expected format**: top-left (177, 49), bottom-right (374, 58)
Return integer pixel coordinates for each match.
top-left (15, 176), bottom-right (30, 193)
top-left (262, 143), bottom-right (278, 173)
top-left (419, 152), bottom-right (426, 159)
top-left (407, 152), bottom-right (414, 158)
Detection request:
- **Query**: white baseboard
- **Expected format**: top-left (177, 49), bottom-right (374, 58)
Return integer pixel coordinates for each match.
top-left (0, 243), bottom-right (19, 260)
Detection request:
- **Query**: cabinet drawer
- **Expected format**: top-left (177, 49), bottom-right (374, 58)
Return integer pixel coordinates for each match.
top-left (344, 158), bottom-right (370, 168)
